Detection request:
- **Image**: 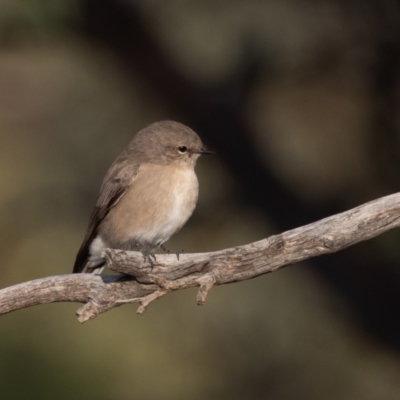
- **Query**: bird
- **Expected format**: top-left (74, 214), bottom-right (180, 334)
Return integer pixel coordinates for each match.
top-left (73, 120), bottom-right (213, 273)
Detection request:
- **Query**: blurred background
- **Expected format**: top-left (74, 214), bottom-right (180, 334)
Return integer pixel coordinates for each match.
top-left (1, 0), bottom-right (400, 399)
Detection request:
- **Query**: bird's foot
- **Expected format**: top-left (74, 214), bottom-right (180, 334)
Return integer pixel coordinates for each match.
top-left (141, 250), bottom-right (156, 268)
top-left (160, 244), bottom-right (184, 260)
top-left (176, 249), bottom-right (184, 261)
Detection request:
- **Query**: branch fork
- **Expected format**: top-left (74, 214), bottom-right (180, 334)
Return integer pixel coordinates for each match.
top-left (102, 248), bottom-right (218, 314)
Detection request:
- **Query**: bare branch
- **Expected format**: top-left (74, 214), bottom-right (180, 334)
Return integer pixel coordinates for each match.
top-left (1, 193), bottom-right (400, 322)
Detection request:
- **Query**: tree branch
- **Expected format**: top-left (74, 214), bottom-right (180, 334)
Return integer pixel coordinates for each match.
top-left (1, 193), bottom-right (400, 323)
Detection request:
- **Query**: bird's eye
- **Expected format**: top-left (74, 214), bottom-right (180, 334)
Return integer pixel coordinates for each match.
top-left (178, 146), bottom-right (187, 153)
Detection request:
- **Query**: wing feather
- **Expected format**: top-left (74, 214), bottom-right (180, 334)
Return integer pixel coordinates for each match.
top-left (73, 161), bottom-right (139, 273)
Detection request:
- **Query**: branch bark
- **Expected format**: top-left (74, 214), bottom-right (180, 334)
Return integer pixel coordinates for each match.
top-left (1, 193), bottom-right (400, 323)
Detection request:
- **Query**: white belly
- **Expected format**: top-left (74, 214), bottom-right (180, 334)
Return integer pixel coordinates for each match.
top-left (137, 167), bottom-right (199, 245)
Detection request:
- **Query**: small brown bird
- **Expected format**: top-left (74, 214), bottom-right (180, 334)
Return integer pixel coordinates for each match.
top-left (73, 121), bottom-right (212, 273)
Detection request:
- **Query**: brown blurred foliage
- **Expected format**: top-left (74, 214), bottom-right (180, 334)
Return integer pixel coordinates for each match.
top-left (1, 1), bottom-right (400, 399)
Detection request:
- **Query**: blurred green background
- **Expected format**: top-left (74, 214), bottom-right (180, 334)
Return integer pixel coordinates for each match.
top-left (1, 1), bottom-right (400, 399)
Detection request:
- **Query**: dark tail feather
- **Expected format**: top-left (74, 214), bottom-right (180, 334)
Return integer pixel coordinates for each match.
top-left (73, 246), bottom-right (89, 273)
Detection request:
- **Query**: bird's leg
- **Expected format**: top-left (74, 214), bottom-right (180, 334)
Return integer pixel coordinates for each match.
top-left (134, 241), bottom-right (157, 268)
top-left (141, 250), bottom-right (156, 268)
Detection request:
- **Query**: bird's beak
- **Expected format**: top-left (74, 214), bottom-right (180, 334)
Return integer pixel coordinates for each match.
top-left (198, 147), bottom-right (215, 155)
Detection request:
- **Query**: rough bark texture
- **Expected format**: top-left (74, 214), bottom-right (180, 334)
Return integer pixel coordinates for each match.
top-left (1, 193), bottom-right (400, 323)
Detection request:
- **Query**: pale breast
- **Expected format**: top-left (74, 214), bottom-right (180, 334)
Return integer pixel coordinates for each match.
top-left (99, 163), bottom-right (199, 248)
top-left (148, 167), bottom-right (198, 243)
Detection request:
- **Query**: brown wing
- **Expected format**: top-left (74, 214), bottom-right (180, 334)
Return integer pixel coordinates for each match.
top-left (73, 161), bottom-right (139, 273)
